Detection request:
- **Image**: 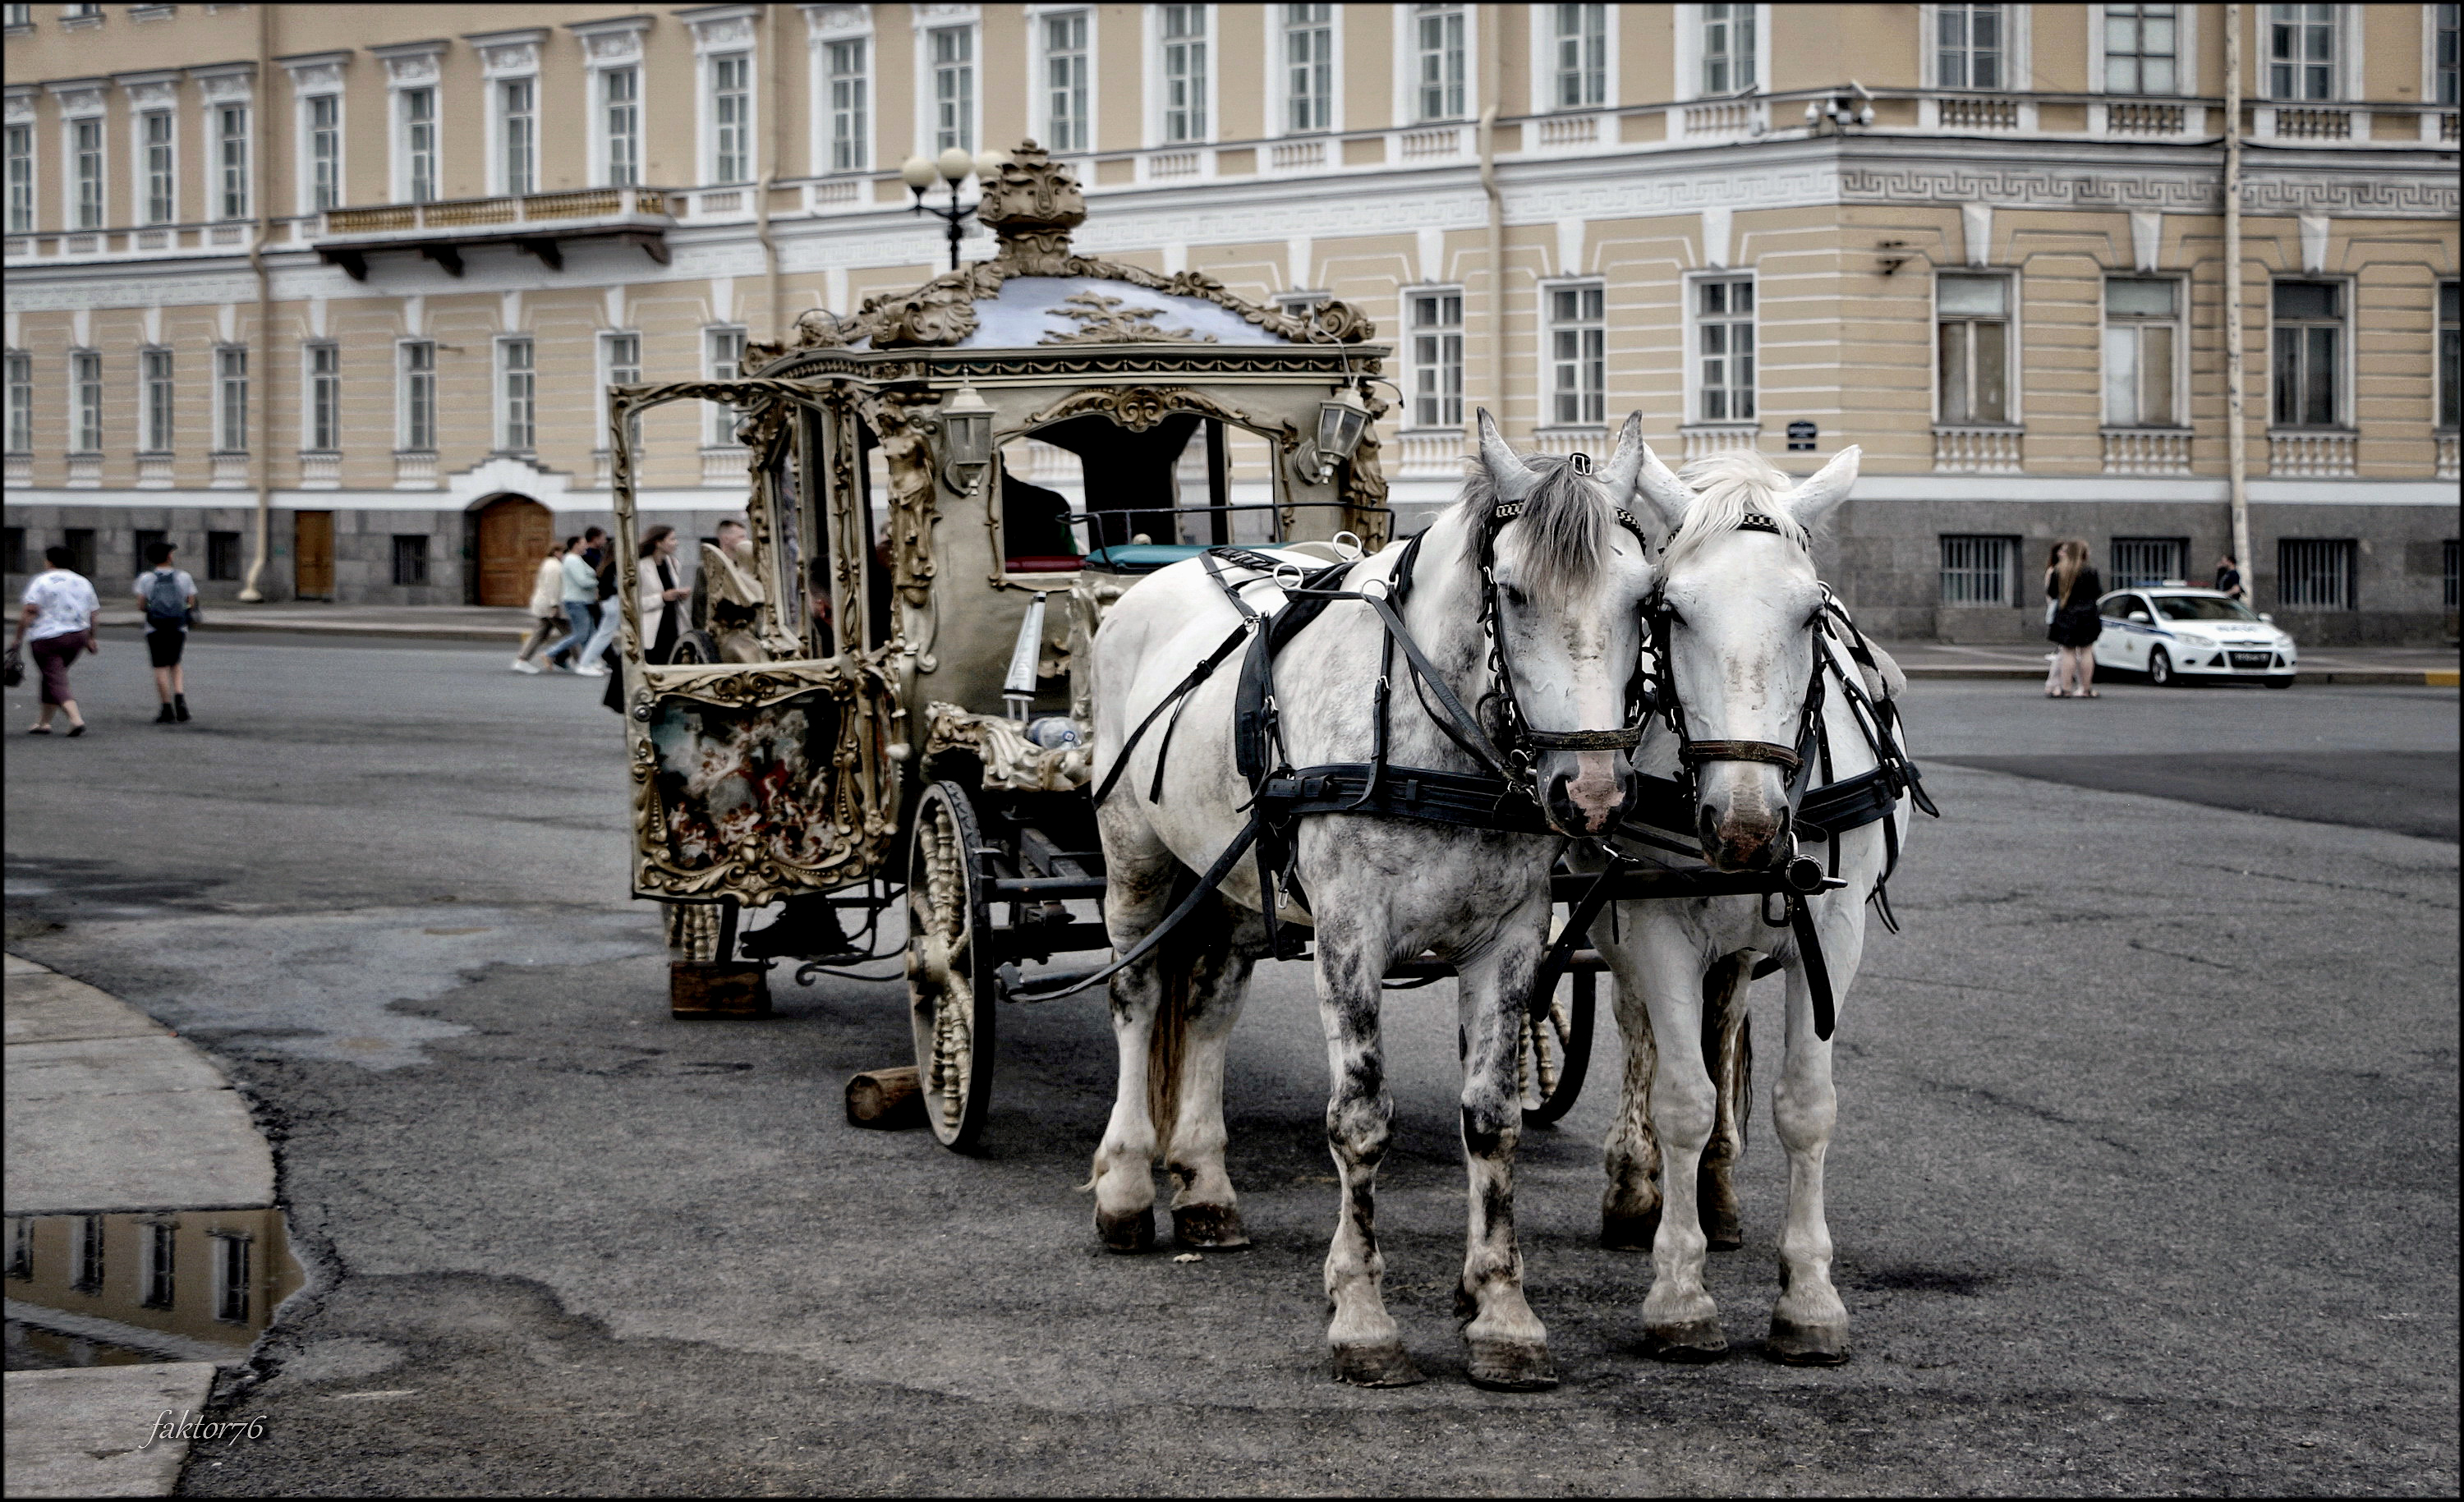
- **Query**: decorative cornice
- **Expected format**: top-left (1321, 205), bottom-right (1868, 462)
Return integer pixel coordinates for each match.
top-left (679, 4), bottom-right (758, 54)
top-left (45, 80), bottom-right (110, 117)
top-left (370, 41), bottom-right (448, 89)
top-left (466, 27), bottom-right (545, 79)
top-left (186, 63), bottom-right (257, 105)
top-left (909, 2), bottom-right (979, 27)
top-left (114, 71), bottom-right (182, 111)
top-left (802, 4), bottom-right (870, 40)
top-left (278, 52), bottom-right (352, 94)
top-left (2, 89), bottom-right (36, 127)
top-left (570, 15), bottom-right (652, 67)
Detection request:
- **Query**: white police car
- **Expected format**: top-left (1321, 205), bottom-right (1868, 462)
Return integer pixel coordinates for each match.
top-left (2094, 586), bottom-right (2298, 688)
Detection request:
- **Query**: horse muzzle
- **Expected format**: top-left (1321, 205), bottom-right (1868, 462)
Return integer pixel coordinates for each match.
top-left (1692, 760), bottom-right (1794, 872)
top-left (1544, 752), bottom-right (1636, 838)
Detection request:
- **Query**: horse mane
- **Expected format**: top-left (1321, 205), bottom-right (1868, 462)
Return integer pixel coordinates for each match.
top-left (1663, 448), bottom-right (1810, 567)
top-left (1451, 454), bottom-right (1609, 606)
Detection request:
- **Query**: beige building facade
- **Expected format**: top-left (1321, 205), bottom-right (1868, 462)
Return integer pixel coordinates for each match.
top-left (3, 2), bottom-right (2457, 640)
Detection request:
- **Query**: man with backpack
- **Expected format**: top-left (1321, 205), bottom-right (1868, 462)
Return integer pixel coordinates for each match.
top-left (134, 540), bottom-right (197, 723)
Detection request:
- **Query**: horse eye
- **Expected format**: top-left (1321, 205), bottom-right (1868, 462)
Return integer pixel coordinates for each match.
top-left (1500, 583), bottom-right (1528, 609)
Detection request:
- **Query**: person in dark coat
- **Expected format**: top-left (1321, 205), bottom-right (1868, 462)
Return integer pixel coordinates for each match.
top-left (2046, 538), bottom-right (2104, 699)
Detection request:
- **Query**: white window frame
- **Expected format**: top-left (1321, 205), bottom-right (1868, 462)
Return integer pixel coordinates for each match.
top-left (2262, 3), bottom-right (2363, 103)
top-left (808, 7), bottom-right (873, 174)
top-left (572, 16), bottom-right (651, 189)
top-left (917, 17), bottom-right (980, 155)
top-left (297, 90), bottom-right (343, 214)
top-left (598, 328), bottom-right (641, 450)
top-left (5, 119), bottom-right (34, 235)
top-left (1270, 3), bottom-right (1338, 138)
top-left (1148, 3), bottom-right (1213, 146)
top-left (597, 66), bottom-right (641, 187)
top-left (214, 345), bottom-right (246, 453)
top-left (1540, 279), bottom-right (1607, 430)
top-left (1398, 3), bottom-right (1470, 125)
top-left (395, 84), bottom-right (438, 204)
top-left (208, 101), bottom-right (249, 221)
top-left (398, 338), bottom-right (435, 452)
top-left (1032, 7), bottom-right (1094, 154)
top-left (2099, 275), bottom-right (2188, 429)
top-left (64, 109), bottom-right (104, 231)
top-left (705, 324), bottom-right (747, 446)
top-left (2437, 278), bottom-right (2461, 433)
top-left (4, 350), bottom-right (30, 454)
top-left (2268, 276), bottom-right (2353, 431)
top-left (1685, 271), bottom-right (1758, 425)
top-left (302, 340), bottom-right (340, 453)
top-left (1919, 2), bottom-right (2031, 91)
top-left (2089, 4), bottom-right (2195, 95)
top-left (70, 349), bottom-right (103, 453)
top-left (135, 106), bottom-right (176, 226)
top-left (706, 52), bottom-right (756, 183)
top-left (1932, 269), bottom-right (2021, 427)
top-left (2430, 3), bottom-right (2461, 110)
top-left (1674, 4), bottom-right (1772, 101)
top-left (140, 346), bottom-right (173, 452)
top-left (1531, 3), bottom-right (1617, 113)
top-left (496, 334), bottom-right (535, 453)
top-left (492, 76), bottom-right (538, 198)
top-left (1403, 285), bottom-right (1464, 431)
top-left (1939, 534), bottom-right (2018, 606)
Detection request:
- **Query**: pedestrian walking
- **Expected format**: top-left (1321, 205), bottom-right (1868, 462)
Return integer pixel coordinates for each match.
top-left (2046, 538), bottom-right (2104, 699)
top-left (12, 544), bottom-right (99, 736)
top-left (2213, 553), bottom-right (2246, 602)
top-left (133, 540), bottom-right (197, 723)
top-left (544, 529), bottom-right (602, 674)
top-left (511, 537), bottom-right (572, 675)
top-left (576, 531), bottom-right (625, 676)
top-left (637, 526), bottom-right (689, 664)
top-left (2042, 541), bottom-right (2065, 696)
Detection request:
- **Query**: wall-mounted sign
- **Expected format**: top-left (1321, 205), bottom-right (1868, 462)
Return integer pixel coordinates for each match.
top-left (1786, 420), bottom-right (1818, 452)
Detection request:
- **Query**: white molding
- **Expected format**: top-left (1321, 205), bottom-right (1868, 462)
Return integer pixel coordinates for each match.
top-left (912, 10), bottom-right (982, 158)
top-left (1917, 2), bottom-right (2029, 94)
top-left (1843, 475), bottom-right (2462, 507)
top-left (1263, 1), bottom-right (1341, 140)
top-left (1024, 4), bottom-right (1097, 158)
top-left (802, 4), bottom-right (870, 41)
top-left (368, 43), bottom-right (442, 90)
top-left (114, 71), bottom-right (180, 111)
top-left (1527, 2), bottom-right (1620, 115)
top-left (466, 28), bottom-right (544, 80)
top-left (4, 87), bottom-right (38, 128)
top-left (1680, 264), bottom-right (1756, 426)
top-left (279, 52), bottom-right (348, 95)
top-left (2087, 2), bottom-right (2196, 97)
top-left (1391, 2), bottom-right (1473, 127)
top-left (47, 80), bottom-right (108, 117)
top-left (1143, 2), bottom-right (1218, 151)
top-left (806, 5), bottom-right (874, 176)
top-left (572, 14), bottom-right (652, 66)
top-left (188, 63), bottom-right (254, 107)
top-left (683, 5), bottom-right (759, 55)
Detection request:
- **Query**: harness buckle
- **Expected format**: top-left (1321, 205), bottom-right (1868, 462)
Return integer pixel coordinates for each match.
top-left (1271, 562), bottom-right (1303, 590)
top-left (1331, 531), bottom-right (1363, 562)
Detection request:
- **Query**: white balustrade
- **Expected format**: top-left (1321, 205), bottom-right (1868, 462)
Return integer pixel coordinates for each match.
top-left (2267, 430), bottom-right (2356, 478)
top-left (1932, 426), bottom-right (2023, 474)
top-left (2268, 106), bottom-right (2352, 140)
top-left (1682, 100), bottom-right (1762, 138)
top-left (297, 450), bottom-right (342, 489)
top-left (1146, 151), bottom-right (1200, 181)
top-left (1938, 95), bottom-right (2021, 130)
top-left (1535, 115), bottom-right (1599, 149)
top-left (1269, 139), bottom-right (1326, 172)
top-left (393, 450), bottom-right (439, 489)
top-left (808, 179), bottom-right (861, 210)
top-left (209, 452), bottom-right (250, 489)
top-left (1680, 424), bottom-right (1761, 462)
top-left (1397, 126), bottom-right (1462, 160)
top-left (1529, 428), bottom-right (1607, 458)
top-left (2100, 428), bottom-right (2192, 475)
top-left (4, 453), bottom-right (30, 487)
top-left (1393, 430), bottom-right (1467, 480)
top-left (2101, 101), bottom-right (2185, 136)
top-left (701, 444), bottom-right (749, 488)
top-left (2439, 434), bottom-right (2460, 482)
top-left (136, 452), bottom-right (176, 489)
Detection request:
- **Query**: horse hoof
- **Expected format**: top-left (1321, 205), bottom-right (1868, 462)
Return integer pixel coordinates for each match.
top-left (1464, 1337), bottom-right (1559, 1392)
top-left (1640, 1319), bottom-right (1730, 1363)
top-left (1703, 1211), bottom-right (1744, 1252)
top-left (1765, 1317), bottom-right (1850, 1366)
top-left (1331, 1341), bottom-right (1426, 1387)
top-left (1095, 1206), bottom-right (1155, 1254)
top-left (1171, 1203), bottom-right (1251, 1250)
top-left (1601, 1208), bottom-right (1660, 1252)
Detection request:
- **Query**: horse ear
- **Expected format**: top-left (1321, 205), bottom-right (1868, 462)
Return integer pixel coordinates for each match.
top-left (1633, 439), bottom-right (1694, 540)
top-left (1596, 411), bottom-right (1645, 500)
top-left (1786, 445), bottom-right (1861, 526)
top-left (1475, 408), bottom-right (1538, 502)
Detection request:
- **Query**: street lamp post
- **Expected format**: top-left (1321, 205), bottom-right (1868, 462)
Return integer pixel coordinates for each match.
top-left (901, 148), bottom-right (1010, 271)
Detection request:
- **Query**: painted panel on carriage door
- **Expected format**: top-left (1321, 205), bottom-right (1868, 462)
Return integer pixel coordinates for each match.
top-left (646, 695), bottom-right (839, 875)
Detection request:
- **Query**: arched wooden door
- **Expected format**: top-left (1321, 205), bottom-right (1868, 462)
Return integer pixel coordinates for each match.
top-left (474, 496), bottom-right (553, 607)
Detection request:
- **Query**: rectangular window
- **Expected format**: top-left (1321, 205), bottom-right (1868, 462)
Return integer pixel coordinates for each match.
top-left (2439, 4), bottom-right (2459, 106)
top-left (1936, 273), bottom-right (2011, 425)
top-left (2445, 537), bottom-right (2459, 612)
top-left (499, 338), bottom-right (534, 452)
top-left (1696, 277), bottom-right (1755, 423)
top-left (1040, 16), bottom-right (1087, 153)
top-left (213, 1233), bottom-right (250, 1323)
top-left (2438, 281), bottom-right (2460, 431)
top-left (73, 1215), bottom-right (103, 1293)
top-left (7, 1215), bottom-right (30, 1279)
top-left (603, 331), bottom-right (641, 448)
top-left (824, 41), bottom-right (867, 170)
top-left (714, 53), bottom-right (752, 181)
top-left (399, 341), bottom-right (434, 451)
top-left (1547, 285), bottom-right (1607, 426)
top-left (71, 351), bottom-right (102, 452)
top-left (2102, 278), bottom-right (2180, 427)
top-left (6, 122), bottom-right (31, 233)
top-left (931, 27), bottom-right (975, 152)
top-left (390, 533), bottom-right (429, 586)
top-left (1554, 3), bottom-right (1607, 108)
top-left (216, 104), bottom-right (248, 220)
top-left (1702, 2), bottom-right (1757, 94)
top-left (5, 5), bottom-right (28, 29)
top-left (214, 347), bottom-right (247, 452)
top-left (306, 342), bottom-right (339, 452)
top-left (1939, 534), bottom-right (2016, 605)
top-left (499, 77), bottom-right (535, 196)
top-left (706, 326), bottom-right (746, 444)
top-left (5, 351), bottom-right (30, 453)
top-left (1937, 2), bottom-right (2005, 90)
top-left (1415, 5), bottom-right (1465, 122)
top-left (1161, 6), bottom-right (1207, 143)
top-left (1283, 4), bottom-right (1331, 134)
top-left (402, 87), bottom-right (436, 203)
top-left (2270, 280), bottom-right (2342, 428)
top-left (2268, 3), bottom-right (2337, 100)
top-left (2109, 536), bottom-right (2187, 586)
top-left (73, 117), bottom-right (103, 229)
top-left (2103, 4), bottom-right (2178, 94)
top-left (2277, 538), bottom-right (2356, 609)
top-left (3, 527), bottom-right (21, 578)
top-left (141, 348), bottom-right (172, 452)
top-left (1409, 290), bottom-right (1463, 429)
top-left (141, 110), bottom-right (173, 224)
top-left (141, 1222), bottom-right (175, 1310)
top-left (132, 528), bottom-right (166, 573)
top-left (308, 95), bottom-right (341, 211)
top-left (207, 530), bottom-right (241, 581)
top-left (602, 67), bottom-right (640, 186)
top-left (63, 528), bottom-right (97, 578)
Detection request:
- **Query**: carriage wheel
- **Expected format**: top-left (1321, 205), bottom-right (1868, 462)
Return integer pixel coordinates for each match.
top-left (669, 627), bottom-right (719, 666)
top-left (1519, 964), bottom-right (1597, 1127)
top-left (905, 781), bottom-right (1000, 1152)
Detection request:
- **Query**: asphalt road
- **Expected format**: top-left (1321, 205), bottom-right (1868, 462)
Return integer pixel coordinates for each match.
top-left (4, 639), bottom-right (2457, 1496)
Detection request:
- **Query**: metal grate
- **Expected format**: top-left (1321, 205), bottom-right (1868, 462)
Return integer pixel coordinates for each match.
top-left (2276, 538), bottom-right (2356, 610)
top-left (2109, 536), bottom-right (2187, 587)
top-left (1939, 534), bottom-right (2015, 605)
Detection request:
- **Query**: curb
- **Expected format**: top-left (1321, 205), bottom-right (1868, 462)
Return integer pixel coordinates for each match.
top-left (96, 617), bottom-right (523, 644)
top-left (1898, 666), bottom-right (2456, 686)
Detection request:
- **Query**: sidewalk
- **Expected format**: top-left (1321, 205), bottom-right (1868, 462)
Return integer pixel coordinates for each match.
top-left (92, 601), bottom-right (532, 643)
top-left (2, 954), bottom-right (280, 1499)
top-left (1881, 638), bottom-right (2462, 687)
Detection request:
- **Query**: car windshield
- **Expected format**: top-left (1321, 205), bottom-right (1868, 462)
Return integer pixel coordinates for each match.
top-left (2152, 595), bottom-right (2259, 622)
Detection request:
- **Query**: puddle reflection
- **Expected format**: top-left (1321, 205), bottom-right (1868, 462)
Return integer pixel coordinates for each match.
top-left (3, 1209), bottom-right (303, 1371)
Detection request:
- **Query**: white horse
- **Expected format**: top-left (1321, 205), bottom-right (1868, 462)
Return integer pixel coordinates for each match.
top-left (1591, 443), bottom-right (1923, 1366)
top-left (1084, 411), bottom-right (1656, 1389)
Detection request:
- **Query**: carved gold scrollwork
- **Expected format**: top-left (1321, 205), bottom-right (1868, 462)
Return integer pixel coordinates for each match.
top-left (860, 391), bottom-right (942, 609)
top-left (1023, 385), bottom-right (1267, 437)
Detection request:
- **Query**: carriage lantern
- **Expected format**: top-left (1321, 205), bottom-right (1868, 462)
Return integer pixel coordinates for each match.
top-left (938, 382), bottom-right (996, 491)
top-left (1303, 382), bottom-right (1371, 484)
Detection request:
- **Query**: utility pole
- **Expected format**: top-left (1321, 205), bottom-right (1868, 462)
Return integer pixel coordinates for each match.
top-left (2223, 3), bottom-right (2253, 586)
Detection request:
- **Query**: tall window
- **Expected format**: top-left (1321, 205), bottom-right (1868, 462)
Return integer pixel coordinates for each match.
top-left (1936, 274), bottom-right (2011, 425)
top-left (602, 331), bottom-right (641, 448)
top-left (1037, 17), bottom-right (1087, 154)
top-left (1414, 5), bottom-right (1465, 122)
top-left (401, 87), bottom-right (436, 203)
top-left (214, 347), bottom-right (247, 452)
top-left (2267, 4), bottom-right (2338, 100)
top-left (1553, 4), bottom-right (1607, 108)
top-left (499, 338), bottom-right (534, 452)
top-left (72, 117), bottom-right (103, 229)
top-left (71, 351), bottom-right (101, 452)
top-left (213, 1233), bottom-right (250, 1323)
top-left (2277, 538), bottom-right (2356, 609)
top-left (306, 342), bottom-right (339, 452)
top-left (5, 122), bottom-right (31, 233)
top-left (141, 1223), bottom-right (176, 1310)
top-left (1701, 2), bottom-right (1756, 94)
top-left (2103, 4), bottom-right (2178, 94)
top-left (1939, 535), bottom-right (2016, 604)
top-left (706, 326), bottom-right (746, 444)
top-left (1160, 6), bottom-right (1207, 143)
top-left (2103, 279), bottom-right (2179, 426)
top-left (1547, 284), bottom-right (1607, 427)
top-left (216, 104), bottom-right (248, 220)
top-left (713, 54), bottom-right (752, 181)
top-left (141, 110), bottom-right (173, 224)
top-left (1696, 277), bottom-right (1755, 422)
top-left (307, 95), bottom-right (341, 211)
top-left (399, 341), bottom-right (434, 451)
top-left (1936, 2), bottom-right (2005, 90)
top-left (2270, 280), bottom-right (2342, 428)
top-left (2439, 282), bottom-right (2461, 431)
top-left (498, 77), bottom-right (535, 196)
top-left (2439, 4), bottom-right (2459, 105)
top-left (1409, 289), bottom-right (1463, 428)
top-left (73, 1215), bottom-right (103, 1293)
top-left (5, 4), bottom-right (29, 28)
top-left (1283, 5), bottom-right (1331, 134)
top-left (825, 40), bottom-right (868, 169)
top-left (5, 351), bottom-right (30, 453)
top-left (603, 67), bottom-right (641, 186)
top-left (141, 349), bottom-right (172, 452)
top-left (930, 27), bottom-right (974, 152)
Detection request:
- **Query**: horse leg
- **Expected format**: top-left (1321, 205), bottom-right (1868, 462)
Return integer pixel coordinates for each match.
top-left (1766, 901), bottom-right (1867, 1366)
top-left (1088, 844), bottom-right (1181, 1254)
top-left (1698, 953), bottom-right (1756, 1251)
top-left (1317, 917), bottom-right (1421, 1386)
top-left (1615, 921), bottom-right (1726, 1360)
top-left (1600, 951), bottom-right (1662, 1251)
top-left (1451, 929), bottom-right (1557, 1389)
top-left (1161, 899), bottom-right (1265, 1249)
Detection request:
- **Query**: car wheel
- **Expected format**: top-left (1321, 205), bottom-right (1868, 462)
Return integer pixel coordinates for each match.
top-left (2264, 674), bottom-right (2295, 690)
top-left (2147, 647), bottom-right (2175, 687)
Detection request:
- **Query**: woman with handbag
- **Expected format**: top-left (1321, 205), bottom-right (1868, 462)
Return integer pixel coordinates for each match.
top-left (2046, 538), bottom-right (2105, 700)
top-left (13, 544), bottom-right (100, 735)
top-left (134, 540), bottom-right (198, 723)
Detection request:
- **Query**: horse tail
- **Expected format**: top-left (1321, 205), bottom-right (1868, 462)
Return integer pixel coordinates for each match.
top-left (1146, 962), bottom-right (1192, 1164)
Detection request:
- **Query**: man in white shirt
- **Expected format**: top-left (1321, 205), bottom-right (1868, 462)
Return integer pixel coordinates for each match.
top-left (12, 544), bottom-right (101, 735)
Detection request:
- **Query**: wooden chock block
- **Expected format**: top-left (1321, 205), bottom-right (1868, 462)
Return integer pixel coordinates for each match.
top-left (846, 1065), bottom-right (926, 1128)
top-left (669, 960), bottom-right (772, 1019)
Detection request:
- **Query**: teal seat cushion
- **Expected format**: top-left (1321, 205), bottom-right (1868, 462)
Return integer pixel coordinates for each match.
top-left (1080, 544), bottom-right (1211, 574)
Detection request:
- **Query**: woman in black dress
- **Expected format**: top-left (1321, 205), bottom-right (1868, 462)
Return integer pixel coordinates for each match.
top-left (2046, 537), bottom-right (2103, 699)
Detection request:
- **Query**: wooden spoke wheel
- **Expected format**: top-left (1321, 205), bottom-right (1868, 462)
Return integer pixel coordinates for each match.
top-left (1519, 961), bottom-right (1597, 1127)
top-left (906, 782), bottom-right (1000, 1152)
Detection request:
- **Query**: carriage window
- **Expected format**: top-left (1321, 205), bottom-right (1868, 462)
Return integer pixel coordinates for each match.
top-left (1009, 416), bottom-right (1274, 564)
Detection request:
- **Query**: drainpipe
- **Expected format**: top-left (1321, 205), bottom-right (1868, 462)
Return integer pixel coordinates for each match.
top-left (2223, 3), bottom-right (2252, 585)
top-left (756, 2), bottom-right (783, 349)
top-left (237, 1), bottom-right (274, 600)
top-left (1477, 11), bottom-right (1505, 432)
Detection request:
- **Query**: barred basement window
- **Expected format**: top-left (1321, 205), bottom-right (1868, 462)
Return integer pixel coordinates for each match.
top-left (207, 530), bottom-right (241, 581)
top-left (133, 529), bottom-right (167, 572)
top-left (1409, 290), bottom-right (1463, 429)
top-left (391, 534), bottom-right (429, 586)
top-left (64, 528), bottom-right (97, 577)
top-left (1940, 534), bottom-right (2016, 605)
top-left (2276, 538), bottom-right (2355, 609)
top-left (2110, 536), bottom-right (2187, 587)
top-left (1547, 284), bottom-right (1606, 427)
